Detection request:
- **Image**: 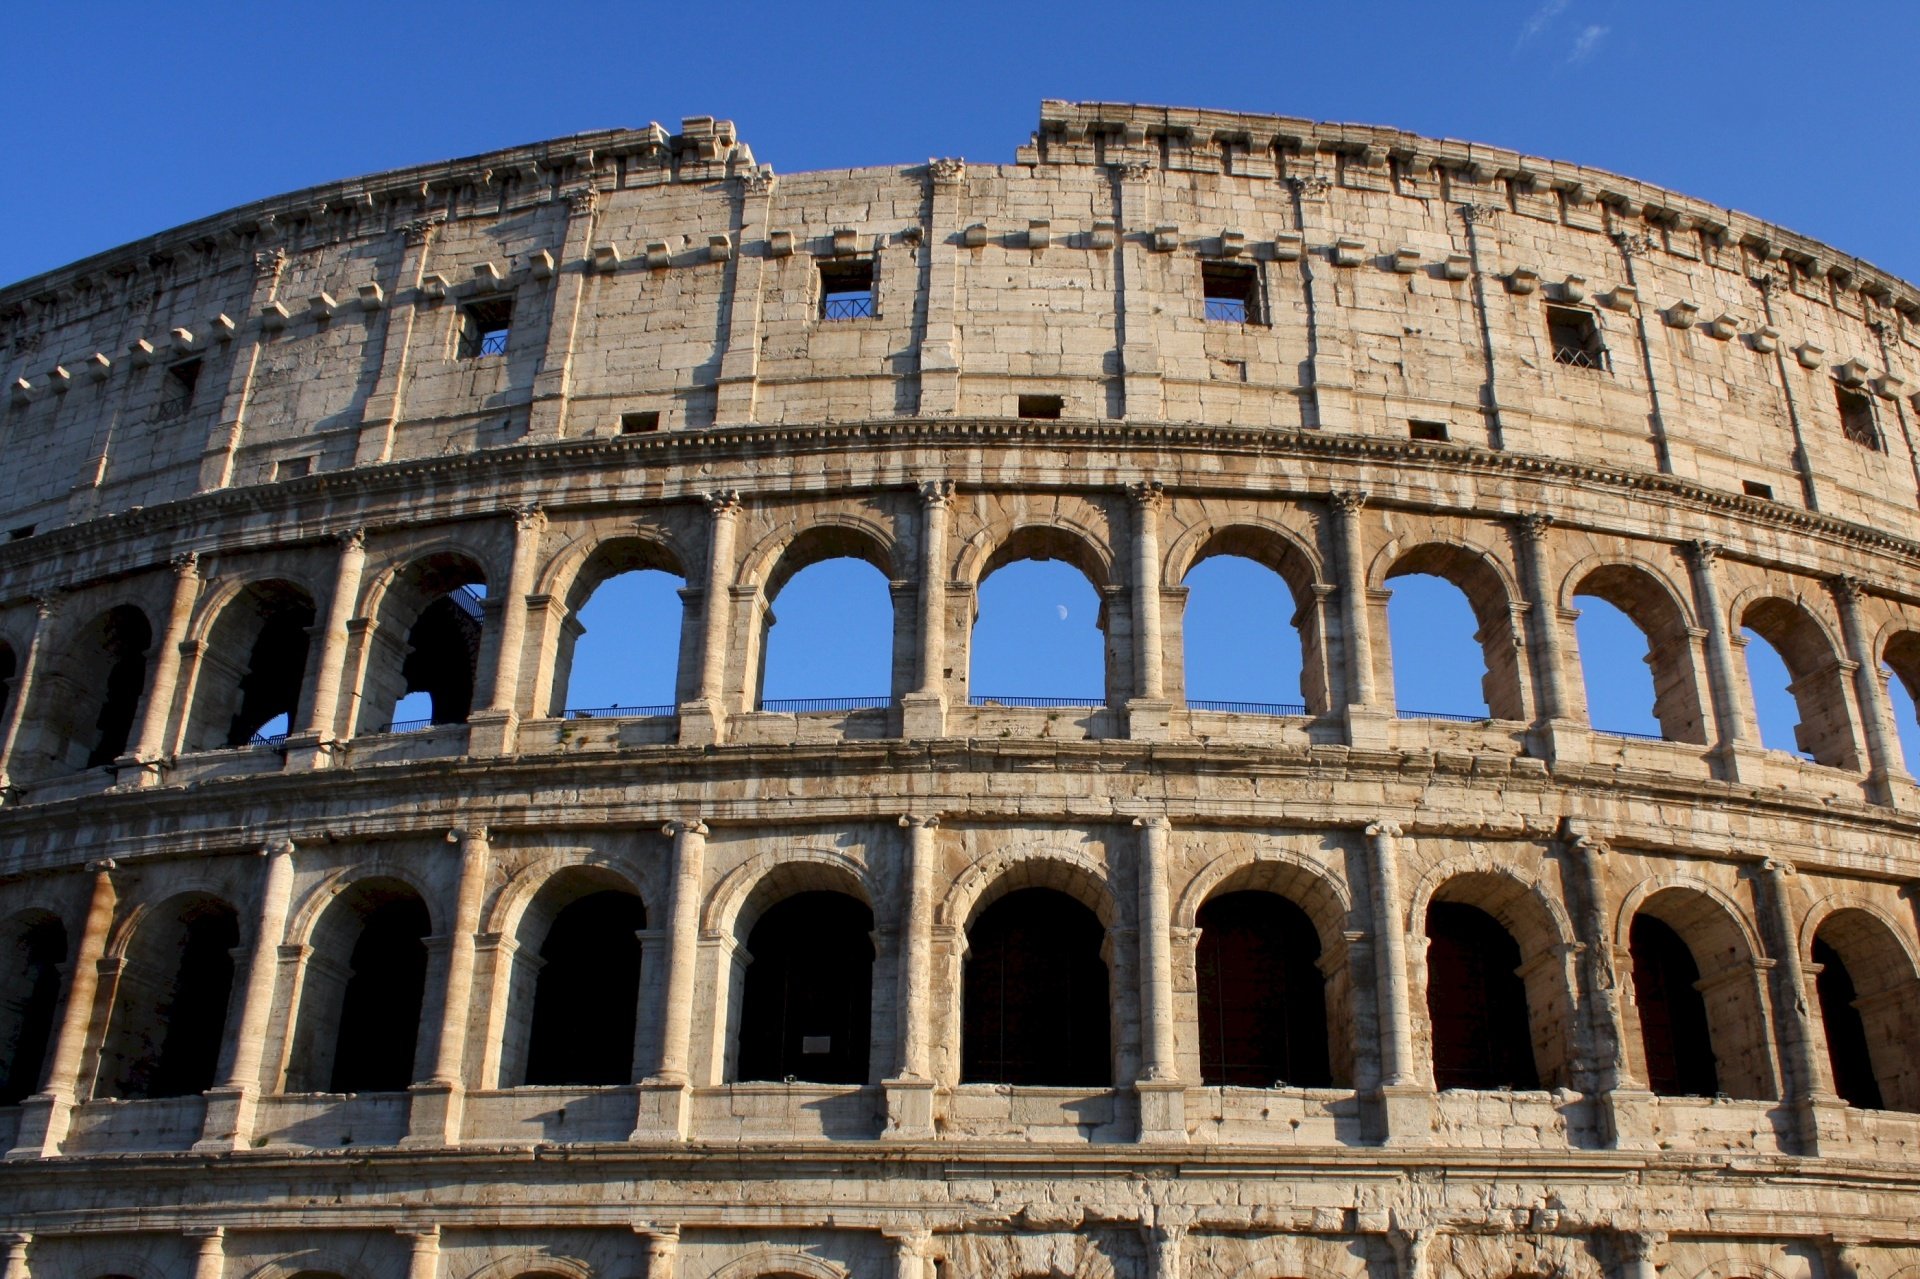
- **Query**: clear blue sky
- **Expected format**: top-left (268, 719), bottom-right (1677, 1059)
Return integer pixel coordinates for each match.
top-left (9, 0), bottom-right (1914, 757)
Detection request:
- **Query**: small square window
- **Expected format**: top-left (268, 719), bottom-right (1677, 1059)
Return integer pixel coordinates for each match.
top-left (1017, 394), bottom-right (1063, 419)
top-left (1546, 304), bottom-right (1608, 370)
top-left (819, 259), bottom-right (875, 320)
top-left (1202, 261), bottom-right (1262, 324)
top-left (155, 357), bottom-right (202, 421)
top-left (621, 410), bottom-right (661, 434)
top-left (458, 298), bottom-right (513, 358)
top-left (1836, 384), bottom-right (1880, 450)
top-left (1409, 419), bottom-right (1450, 442)
top-left (1743, 480), bottom-right (1775, 500)
top-left (274, 456), bottom-right (312, 481)
top-left (8, 525), bottom-right (34, 541)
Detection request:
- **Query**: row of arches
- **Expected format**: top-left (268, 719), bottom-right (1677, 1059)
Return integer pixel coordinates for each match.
top-left (3, 848), bottom-right (1914, 1117)
top-left (7, 509), bottom-right (1920, 785)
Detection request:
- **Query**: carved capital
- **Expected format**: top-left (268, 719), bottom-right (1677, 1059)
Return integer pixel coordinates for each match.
top-left (563, 188), bottom-right (601, 216)
top-left (1685, 538), bottom-right (1720, 566)
top-left (1365, 819), bottom-right (1403, 839)
top-left (1109, 160), bottom-right (1154, 182)
top-left (512, 504), bottom-right (547, 533)
top-left (447, 825), bottom-right (488, 847)
top-left (1329, 489), bottom-right (1368, 516)
top-left (1829, 573), bottom-right (1867, 604)
top-left (898, 813), bottom-right (942, 830)
top-left (663, 818), bottom-right (710, 839)
top-left (704, 489), bottom-right (743, 518)
top-left (338, 526), bottom-right (368, 553)
top-left (1761, 856), bottom-right (1797, 878)
top-left (1459, 203), bottom-right (1502, 225)
top-left (400, 215), bottom-right (444, 247)
top-left (1129, 479), bottom-right (1166, 511)
top-left (928, 157), bottom-right (966, 185)
top-left (32, 592), bottom-right (62, 622)
top-left (169, 550), bottom-right (200, 579)
top-left (253, 248), bottom-right (287, 276)
top-left (1612, 231), bottom-right (1658, 258)
top-left (1289, 175), bottom-right (1332, 200)
top-left (918, 479), bottom-right (955, 509)
top-left (86, 857), bottom-right (116, 875)
top-left (741, 169), bottom-right (777, 195)
top-left (262, 837), bottom-right (296, 858)
top-left (1515, 512), bottom-right (1552, 541)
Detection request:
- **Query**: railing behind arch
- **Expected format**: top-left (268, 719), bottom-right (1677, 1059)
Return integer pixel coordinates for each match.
top-left (1188, 699), bottom-right (1308, 716)
top-left (968, 694), bottom-right (1104, 708)
top-left (566, 704), bottom-right (678, 719)
top-left (757, 696), bottom-right (892, 713)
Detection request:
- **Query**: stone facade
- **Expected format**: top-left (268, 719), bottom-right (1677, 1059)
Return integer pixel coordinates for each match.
top-left (0, 101), bottom-right (1917, 1279)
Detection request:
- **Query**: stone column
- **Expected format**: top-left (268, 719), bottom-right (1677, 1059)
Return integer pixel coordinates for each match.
top-left (1147, 1223), bottom-right (1185, 1279)
top-left (917, 157), bottom-right (966, 415)
top-left (7, 859), bottom-right (116, 1158)
top-left (901, 482), bottom-right (953, 739)
top-left (885, 814), bottom-right (939, 1138)
top-left (1331, 492), bottom-right (1388, 748)
top-left (885, 1228), bottom-right (931, 1279)
top-left (1830, 574), bottom-right (1909, 805)
top-left (198, 839), bottom-right (297, 1150)
top-left (0, 595), bottom-right (58, 798)
top-left (407, 826), bottom-right (490, 1146)
top-left (1617, 1231), bottom-right (1667, 1279)
top-left (637, 1226), bottom-right (678, 1279)
top-left (289, 528), bottom-right (369, 767)
top-left (0, 1233), bottom-right (29, 1279)
top-left (680, 493), bottom-right (741, 746)
top-left (355, 215), bottom-right (443, 465)
top-left (1514, 515), bottom-right (1586, 763)
top-left (469, 506), bottom-right (546, 756)
top-left (1128, 482), bottom-right (1172, 740)
top-left (637, 819), bottom-right (706, 1139)
top-left (187, 1227), bottom-right (225, 1279)
top-left (123, 552), bottom-right (201, 784)
top-left (1755, 857), bottom-right (1842, 1153)
top-left (400, 1226), bottom-right (441, 1279)
top-left (714, 172), bottom-right (775, 424)
top-left (1366, 819), bottom-right (1428, 1144)
top-left (1683, 540), bottom-right (1754, 780)
top-left (1564, 831), bottom-right (1652, 1147)
top-left (1135, 814), bottom-right (1184, 1141)
top-left (525, 188), bottom-right (603, 443)
top-left (1111, 160), bottom-right (1164, 419)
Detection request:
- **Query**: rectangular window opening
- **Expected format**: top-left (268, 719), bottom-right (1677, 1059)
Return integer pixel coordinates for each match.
top-left (1742, 480), bottom-right (1775, 500)
top-left (8, 526), bottom-right (34, 542)
top-left (1546, 304), bottom-right (1608, 370)
top-left (818, 259), bottom-right (875, 321)
top-left (1017, 394), bottom-right (1064, 420)
top-left (274, 456), bottom-right (313, 481)
top-left (1836, 384), bottom-right (1881, 450)
top-left (1202, 260), bottom-right (1262, 324)
top-left (458, 298), bottom-right (514, 359)
top-left (620, 410), bottom-right (661, 434)
top-left (1409, 419), bottom-right (1450, 442)
top-left (156, 357), bottom-right (202, 420)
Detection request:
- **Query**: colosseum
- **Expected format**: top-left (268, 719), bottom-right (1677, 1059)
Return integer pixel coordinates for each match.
top-left (0, 97), bottom-right (1917, 1279)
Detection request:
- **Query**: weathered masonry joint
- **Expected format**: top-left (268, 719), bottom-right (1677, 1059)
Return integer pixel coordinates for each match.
top-left (1, 101), bottom-right (1920, 1279)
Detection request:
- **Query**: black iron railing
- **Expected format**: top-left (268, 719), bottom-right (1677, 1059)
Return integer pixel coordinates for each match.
top-left (1551, 345), bottom-right (1609, 371)
top-left (1396, 707), bottom-right (1491, 723)
top-left (1595, 726), bottom-right (1666, 743)
top-left (377, 717), bottom-right (436, 734)
top-left (757, 696), bottom-right (892, 713)
top-left (1204, 297), bottom-right (1249, 323)
top-left (968, 694), bottom-right (1104, 708)
top-left (1188, 699), bottom-right (1308, 716)
top-left (566, 704), bottom-right (677, 719)
top-left (248, 731), bottom-right (290, 748)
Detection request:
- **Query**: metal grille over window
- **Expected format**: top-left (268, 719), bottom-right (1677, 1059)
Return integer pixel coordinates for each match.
top-left (459, 299), bottom-right (513, 359)
top-left (819, 260), bottom-right (875, 320)
top-left (1202, 261), bottom-right (1261, 324)
top-left (154, 358), bottom-right (201, 422)
top-left (1836, 385), bottom-right (1881, 450)
top-left (1546, 304), bottom-right (1608, 370)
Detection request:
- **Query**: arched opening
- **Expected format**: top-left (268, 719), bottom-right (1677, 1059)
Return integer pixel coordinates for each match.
top-left (285, 879), bottom-right (430, 1095)
top-left (1811, 908), bottom-right (1920, 1112)
top-left (1740, 598), bottom-right (1857, 768)
top-left (1879, 630), bottom-right (1920, 775)
top-left (184, 580), bottom-right (316, 750)
top-left (515, 875), bottom-right (645, 1087)
top-left (99, 894), bottom-right (240, 1100)
top-left (0, 642), bottom-right (16, 738)
top-left (735, 890), bottom-right (874, 1084)
top-left (756, 537), bottom-right (897, 709)
top-left (360, 553), bottom-right (486, 734)
top-left (970, 528), bottom-right (1112, 706)
top-left (552, 538), bottom-right (688, 717)
top-left (1385, 545), bottom-right (1524, 721)
top-left (1423, 901), bottom-right (1539, 1090)
top-left (0, 911), bottom-right (66, 1105)
top-left (1626, 888), bottom-right (1775, 1100)
top-left (1571, 563), bottom-right (1705, 742)
top-left (962, 886), bottom-right (1109, 1086)
top-left (1194, 891), bottom-right (1330, 1087)
top-left (1179, 529), bottom-right (1321, 714)
top-left (26, 604), bottom-right (155, 776)
top-left (1628, 914), bottom-right (1719, 1097)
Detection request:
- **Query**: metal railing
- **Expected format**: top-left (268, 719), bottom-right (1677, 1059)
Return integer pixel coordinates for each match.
top-left (566, 704), bottom-right (676, 719)
top-left (1188, 699), bottom-right (1307, 716)
top-left (1204, 297), bottom-right (1249, 323)
top-left (1595, 726), bottom-right (1667, 743)
top-left (968, 694), bottom-right (1104, 708)
top-left (1551, 345), bottom-right (1610, 371)
top-left (756, 696), bottom-right (892, 713)
top-left (821, 294), bottom-right (874, 321)
top-left (375, 717), bottom-right (436, 734)
top-left (476, 328), bottom-right (509, 356)
top-left (1395, 707), bottom-right (1491, 723)
top-left (248, 730), bottom-right (290, 748)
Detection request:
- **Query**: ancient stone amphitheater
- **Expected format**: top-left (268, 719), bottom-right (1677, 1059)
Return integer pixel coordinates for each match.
top-left (0, 99), bottom-right (1916, 1279)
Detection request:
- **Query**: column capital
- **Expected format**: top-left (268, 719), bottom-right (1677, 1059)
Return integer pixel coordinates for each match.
top-left (703, 489), bottom-right (743, 517)
top-left (1685, 538), bottom-right (1721, 565)
top-left (447, 825), bottom-right (488, 847)
top-left (337, 526), bottom-right (368, 553)
top-left (32, 591), bottom-right (62, 622)
top-left (918, 479), bottom-right (955, 508)
top-left (1109, 160), bottom-right (1154, 182)
top-left (663, 818), bottom-right (710, 838)
top-left (1129, 479), bottom-right (1166, 511)
top-left (1827, 573), bottom-right (1869, 603)
top-left (898, 813), bottom-right (941, 830)
top-left (928, 157), bottom-right (966, 186)
top-left (85, 857), bottom-right (116, 875)
top-left (1329, 489), bottom-right (1368, 516)
top-left (260, 837), bottom-right (295, 858)
top-left (1514, 512), bottom-right (1553, 541)
top-left (1131, 813), bottom-right (1173, 831)
top-left (1365, 819), bottom-right (1403, 839)
top-left (1617, 1229), bottom-right (1668, 1263)
top-left (184, 1226), bottom-right (226, 1242)
top-left (511, 504), bottom-right (547, 533)
top-left (169, 550), bottom-right (202, 579)
top-left (1759, 855), bottom-right (1797, 878)
top-left (632, 1221), bottom-right (681, 1241)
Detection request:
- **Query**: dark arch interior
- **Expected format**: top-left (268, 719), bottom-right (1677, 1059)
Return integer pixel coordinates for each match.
top-left (1812, 936), bottom-right (1883, 1110)
top-left (225, 595), bottom-right (315, 745)
top-left (0, 915), bottom-right (67, 1105)
top-left (1629, 913), bottom-right (1719, 1097)
top-left (736, 890), bottom-right (874, 1084)
top-left (330, 895), bottom-right (430, 1093)
top-left (962, 886), bottom-right (1109, 1086)
top-left (1195, 890), bottom-right (1330, 1088)
top-left (1425, 901), bottom-right (1538, 1090)
top-left (524, 889), bottom-right (644, 1086)
top-left (400, 590), bottom-right (483, 726)
top-left (88, 604), bottom-right (154, 768)
top-left (102, 897), bottom-right (239, 1100)
top-left (0, 642), bottom-right (16, 735)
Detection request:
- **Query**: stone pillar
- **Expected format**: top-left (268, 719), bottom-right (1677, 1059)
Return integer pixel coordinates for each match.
top-left (525, 188), bottom-right (603, 443)
top-left (187, 1227), bottom-right (225, 1279)
top-left (901, 482), bottom-right (953, 739)
top-left (1823, 1237), bottom-right (1868, 1279)
top-left (680, 493), bottom-right (741, 746)
top-left (1617, 1230), bottom-right (1667, 1279)
top-left (637, 819), bottom-right (706, 1139)
top-left (122, 552), bottom-right (201, 785)
top-left (714, 173), bottom-right (774, 424)
top-left (289, 528), bottom-right (369, 767)
top-left (885, 814), bottom-right (939, 1138)
top-left (1147, 1223), bottom-right (1185, 1279)
top-left (1134, 814), bottom-right (1184, 1141)
top-left (0, 1233), bottom-right (30, 1279)
top-left (1831, 575), bottom-right (1910, 806)
top-left (917, 158), bottom-right (966, 415)
top-left (7, 859), bottom-right (116, 1158)
top-left (1112, 160), bottom-right (1164, 419)
top-left (355, 215), bottom-right (443, 465)
top-left (407, 826), bottom-right (490, 1146)
top-left (1390, 1227), bottom-right (1433, 1279)
top-left (637, 1226), bottom-right (679, 1279)
top-left (1755, 857), bottom-right (1843, 1153)
top-left (885, 1228), bottom-right (931, 1279)
top-left (1684, 540), bottom-right (1755, 780)
top-left (1331, 492), bottom-right (1389, 748)
top-left (1365, 819), bottom-right (1428, 1144)
top-left (1564, 830), bottom-right (1652, 1147)
top-left (1513, 515), bottom-right (1586, 763)
top-left (400, 1226), bottom-right (441, 1279)
top-left (469, 506), bottom-right (546, 756)
top-left (0, 595), bottom-right (58, 798)
top-left (1127, 481), bottom-right (1172, 741)
top-left (195, 248), bottom-right (286, 491)
top-left (198, 839), bottom-right (297, 1150)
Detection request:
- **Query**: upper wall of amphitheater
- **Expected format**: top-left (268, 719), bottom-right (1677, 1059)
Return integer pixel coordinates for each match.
top-left (4, 99), bottom-right (1920, 551)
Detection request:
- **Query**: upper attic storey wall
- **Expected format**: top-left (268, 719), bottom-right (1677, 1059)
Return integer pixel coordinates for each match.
top-left (5, 102), bottom-right (1920, 541)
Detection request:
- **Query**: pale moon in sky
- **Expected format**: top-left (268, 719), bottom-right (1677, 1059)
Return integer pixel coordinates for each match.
top-left (1056, 604), bottom-right (1069, 621)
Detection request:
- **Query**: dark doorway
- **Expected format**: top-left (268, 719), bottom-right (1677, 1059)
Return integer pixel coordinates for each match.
top-left (104, 897), bottom-right (240, 1099)
top-left (524, 890), bottom-right (644, 1086)
top-left (1424, 902), bottom-right (1539, 1090)
top-left (1195, 891), bottom-right (1330, 1087)
top-left (1812, 937), bottom-right (1884, 1110)
top-left (400, 591), bottom-right (483, 726)
top-left (329, 896), bottom-right (430, 1093)
top-left (225, 603), bottom-right (314, 745)
top-left (962, 887), bottom-right (1110, 1086)
top-left (0, 916), bottom-right (67, 1105)
top-left (736, 891), bottom-right (874, 1084)
top-left (1628, 914), bottom-right (1720, 1097)
top-left (88, 605), bottom-right (152, 767)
